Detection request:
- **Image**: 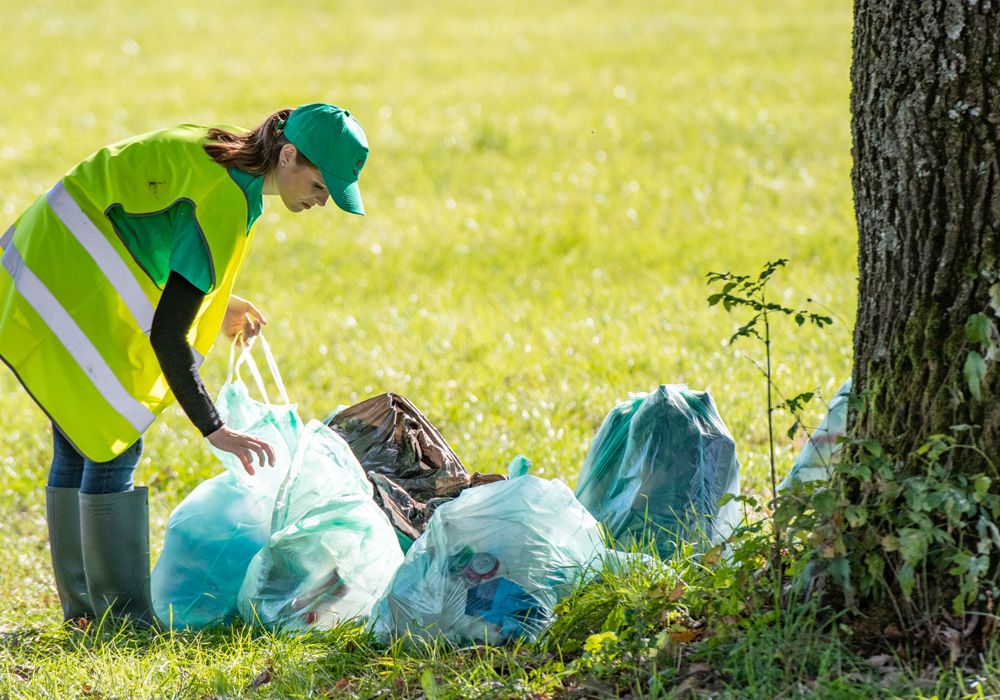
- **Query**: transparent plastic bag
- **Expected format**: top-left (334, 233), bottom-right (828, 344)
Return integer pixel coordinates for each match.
top-left (237, 421), bottom-right (404, 631)
top-left (151, 471), bottom-right (273, 628)
top-left (210, 336), bottom-right (302, 493)
top-left (152, 336), bottom-right (298, 628)
top-left (369, 470), bottom-right (605, 645)
top-left (778, 379), bottom-right (851, 490)
top-left (574, 385), bottom-right (741, 558)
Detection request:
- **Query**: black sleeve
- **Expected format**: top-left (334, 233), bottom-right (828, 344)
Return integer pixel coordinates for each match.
top-left (150, 271), bottom-right (224, 437)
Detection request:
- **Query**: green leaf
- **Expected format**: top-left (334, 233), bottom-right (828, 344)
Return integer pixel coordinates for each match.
top-left (812, 490), bottom-right (839, 518)
top-left (845, 505), bottom-right (868, 528)
top-left (860, 440), bottom-right (882, 457)
top-left (787, 420), bottom-right (800, 440)
top-left (584, 631), bottom-right (618, 654)
top-left (975, 476), bottom-right (991, 496)
top-left (865, 553), bottom-right (885, 581)
top-left (828, 556), bottom-right (853, 603)
top-left (601, 605), bottom-right (625, 633)
top-left (965, 313), bottom-right (993, 345)
top-left (964, 351), bottom-right (987, 401)
top-left (990, 283), bottom-right (1000, 315)
top-left (898, 562), bottom-right (916, 599)
top-left (707, 293), bottom-right (723, 306)
top-left (421, 669), bottom-right (438, 700)
top-left (898, 527), bottom-right (930, 565)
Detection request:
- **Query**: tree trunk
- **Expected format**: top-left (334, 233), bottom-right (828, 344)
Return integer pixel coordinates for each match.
top-left (851, 0), bottom-right (1000, 459)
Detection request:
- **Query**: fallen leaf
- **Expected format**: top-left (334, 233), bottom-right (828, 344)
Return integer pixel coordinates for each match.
top-left (883, 624), bottom-right (903, 638)
top-left (248, 666), bottom-right (273, 690)
top-left (685, 662), bottom-right (712, 675)
top-left (12, 665), bottom-right (34, 681)
top-left (669, 627), bottom-right (702, 643)
top-left (702, 546), bottom-right (723, 566)
top-left (867, 654), bottom-right (895, 671)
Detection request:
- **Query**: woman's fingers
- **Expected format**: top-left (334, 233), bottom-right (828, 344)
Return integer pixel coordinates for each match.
top-left (207, 426), bottom-right (274, 474)
top-left (240, 450), bottom-right (256, 476)
top-left (245, 301), bottom-right (268, 325)
top-left (260, 440), bottom-right (276, 466)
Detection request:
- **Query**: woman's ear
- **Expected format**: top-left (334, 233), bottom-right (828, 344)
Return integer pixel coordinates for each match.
top-left (279, 143), bottom-right (298, 166)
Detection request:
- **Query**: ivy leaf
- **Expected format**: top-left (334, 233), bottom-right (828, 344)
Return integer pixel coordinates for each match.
top-left (965, 313), bottom-right (992, 345)
top-left (964, 351), bottom-right (987, 401)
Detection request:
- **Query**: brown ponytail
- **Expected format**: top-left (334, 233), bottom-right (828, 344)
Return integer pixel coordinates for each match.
top-left (203, 109), bottom-right (315, 174)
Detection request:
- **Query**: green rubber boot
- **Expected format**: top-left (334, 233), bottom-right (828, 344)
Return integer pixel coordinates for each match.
top-left (80, 487), bottom-right (158, 627)
top-left (45, 486), bottom-right (93, 621)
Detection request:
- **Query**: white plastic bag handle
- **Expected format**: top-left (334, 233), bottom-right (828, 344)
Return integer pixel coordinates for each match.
top-left (226, 333), bottom-right (291, 405)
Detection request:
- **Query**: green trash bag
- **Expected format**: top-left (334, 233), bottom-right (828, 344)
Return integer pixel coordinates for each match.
top-left (152, 337), bottom-right (302, 629)
top-left (778, 379), bottom-right (851, 490)
top-left (368, 468), bottom-right (606, 645)
top-left (151, 472), bottom-right (274, 628)
top-left (238, 420), bottom-right (404, 631)
top-left (574, 385), bottom-right (741, 558)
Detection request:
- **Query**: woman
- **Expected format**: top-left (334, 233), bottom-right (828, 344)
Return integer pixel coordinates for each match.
top-left (0, 103), bottom-right (369, 625)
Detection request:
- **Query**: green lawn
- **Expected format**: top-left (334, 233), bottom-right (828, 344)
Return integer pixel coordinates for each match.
top-left (0, 0), bottom-right (895, 696)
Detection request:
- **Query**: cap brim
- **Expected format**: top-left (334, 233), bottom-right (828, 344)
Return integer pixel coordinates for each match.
top-left (321, 169), bottom-right (365, 216)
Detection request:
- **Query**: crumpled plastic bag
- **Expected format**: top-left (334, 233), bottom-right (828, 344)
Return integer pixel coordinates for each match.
top-left (368, 470), bottom-right (605, 645)
top-left (326, 392), bottom-right (505, 550)
top-left (237, 420), bottom-right (404, 631)
top-left (574, 385), bottom-right (741, 558)
top-left (778, 378), bottom-right (852, 490)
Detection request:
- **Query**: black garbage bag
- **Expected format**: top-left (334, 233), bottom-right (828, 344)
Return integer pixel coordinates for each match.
top-left (326, 393), bottom-right (504, 549)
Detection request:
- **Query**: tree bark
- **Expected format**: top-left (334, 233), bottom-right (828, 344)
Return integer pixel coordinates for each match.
top-left (851, 0), bottom-right (1000, 459)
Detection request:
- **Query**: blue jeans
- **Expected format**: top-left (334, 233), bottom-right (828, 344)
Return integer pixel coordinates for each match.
top-left (47, 425), bottom-right (143, 495)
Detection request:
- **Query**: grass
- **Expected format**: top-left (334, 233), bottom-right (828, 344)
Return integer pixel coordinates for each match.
top-left (0, 0), bottom-right (970, 696)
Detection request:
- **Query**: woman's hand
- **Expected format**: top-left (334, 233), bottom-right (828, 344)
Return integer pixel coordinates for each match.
top-left (223, 295), bottom-right (268, 344)
top-left (206, 425), bottom-right (276, 475)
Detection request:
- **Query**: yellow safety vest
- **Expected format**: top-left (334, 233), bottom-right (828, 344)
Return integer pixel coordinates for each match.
top-left (0, 125), bottom-right (257, 461)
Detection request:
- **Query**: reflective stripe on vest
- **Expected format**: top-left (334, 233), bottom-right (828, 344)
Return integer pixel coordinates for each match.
top-left (0, 240), bottom-right (157, 434)
top-left (47, 181), bottom-right (155, 334)
top-left (0, 225), bottom-right (13, 250)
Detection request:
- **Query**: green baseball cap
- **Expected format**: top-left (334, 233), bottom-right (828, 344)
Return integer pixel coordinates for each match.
top-left (283, 103), bottom-right (368, 215)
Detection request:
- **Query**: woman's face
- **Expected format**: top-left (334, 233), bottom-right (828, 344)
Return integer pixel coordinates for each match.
top-left (275, 145), bottom-right (329, 212)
